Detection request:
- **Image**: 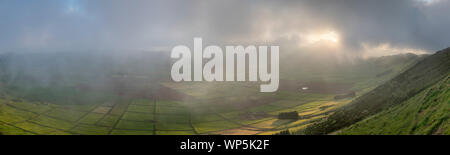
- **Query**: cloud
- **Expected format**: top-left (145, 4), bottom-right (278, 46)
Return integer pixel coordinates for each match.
top-left (1, 0), bottom-right (449, 54)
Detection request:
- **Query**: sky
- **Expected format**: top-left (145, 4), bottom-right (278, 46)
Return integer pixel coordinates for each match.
top-left (1, 0), bottom-right (449, 57)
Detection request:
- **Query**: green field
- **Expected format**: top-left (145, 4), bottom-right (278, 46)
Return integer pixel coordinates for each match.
top-left (0, 53), bottom-right (434, 135)
top-left (0, 94), bottom-right (350, 135)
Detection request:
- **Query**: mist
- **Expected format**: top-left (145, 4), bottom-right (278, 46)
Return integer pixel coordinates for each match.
top-left (1, 0), bottom-right (449, 52)
top-left (1, 1), bottom-right (449, 136)
top-left (0, 0), bottom-right (448, 104)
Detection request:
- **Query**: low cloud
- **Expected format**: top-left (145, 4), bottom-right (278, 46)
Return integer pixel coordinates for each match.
top-left (1, 0), bottom-right (449, 55)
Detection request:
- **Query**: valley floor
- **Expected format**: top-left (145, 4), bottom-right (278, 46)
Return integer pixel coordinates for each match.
top-left (0, 95), bottom-right (352, 135)
top-left (0, 53), bottom-right (423, 135)
top-left (340, 76), bottom-right (450, 135)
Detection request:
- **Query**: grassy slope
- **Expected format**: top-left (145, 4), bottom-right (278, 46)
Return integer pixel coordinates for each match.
top-left (340, 76), bottom-right (449, 135)
top-left (301, 48), bottom-right (450, 135)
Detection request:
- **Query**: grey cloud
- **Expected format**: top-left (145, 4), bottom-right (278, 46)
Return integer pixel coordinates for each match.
top-left (1, 0), bottom-right (449, 52)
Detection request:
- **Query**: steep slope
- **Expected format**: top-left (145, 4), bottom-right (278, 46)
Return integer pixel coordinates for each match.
top-left (340, 76), bottom-right (449, 135)
top-left (302, 47), bottom-right (450, 135)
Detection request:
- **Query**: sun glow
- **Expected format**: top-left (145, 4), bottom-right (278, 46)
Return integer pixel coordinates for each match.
top-left (361, 43), bottom-right (428, 58)
top-left (298, 30), bottom-right (341, 48)
top-left (306, 31), bottom-right (339, 44)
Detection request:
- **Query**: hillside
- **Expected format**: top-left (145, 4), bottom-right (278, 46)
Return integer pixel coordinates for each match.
top-left (340, 76), bottom-right (449, 135)
top-left (301, 47), bottom-right (450, 135)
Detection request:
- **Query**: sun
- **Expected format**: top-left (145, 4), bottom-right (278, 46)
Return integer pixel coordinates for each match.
top-left (298, 30), bottom-right (341, 48)
top-left (306, 31), bottom-right (339, 44)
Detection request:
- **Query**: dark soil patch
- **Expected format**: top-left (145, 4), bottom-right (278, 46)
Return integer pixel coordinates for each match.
top-left (319, 105), bottom-right (334, 111)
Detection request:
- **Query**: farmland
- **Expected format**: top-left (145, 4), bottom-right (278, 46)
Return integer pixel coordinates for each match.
top-left (0, 78), bottom-right (396, 135)
top-left (0, 91), bottom-right (351, 135)
top-left (0, 52), bottom-right (423, 135)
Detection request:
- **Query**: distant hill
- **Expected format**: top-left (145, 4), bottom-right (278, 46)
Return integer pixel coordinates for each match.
top-left (301, 47), bottom-right (450, 135)
top-left (340, 76), bottom-right (449, 135)
top-left (281, 53), bottom-right (424, 96)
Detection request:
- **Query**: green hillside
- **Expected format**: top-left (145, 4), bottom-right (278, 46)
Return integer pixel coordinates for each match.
top-left (301, 47), bottom-right (450, 135)
top-left (340, 76), bottom-right (449, 135)
top-left (0, 51), bottom-right (423, 135)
